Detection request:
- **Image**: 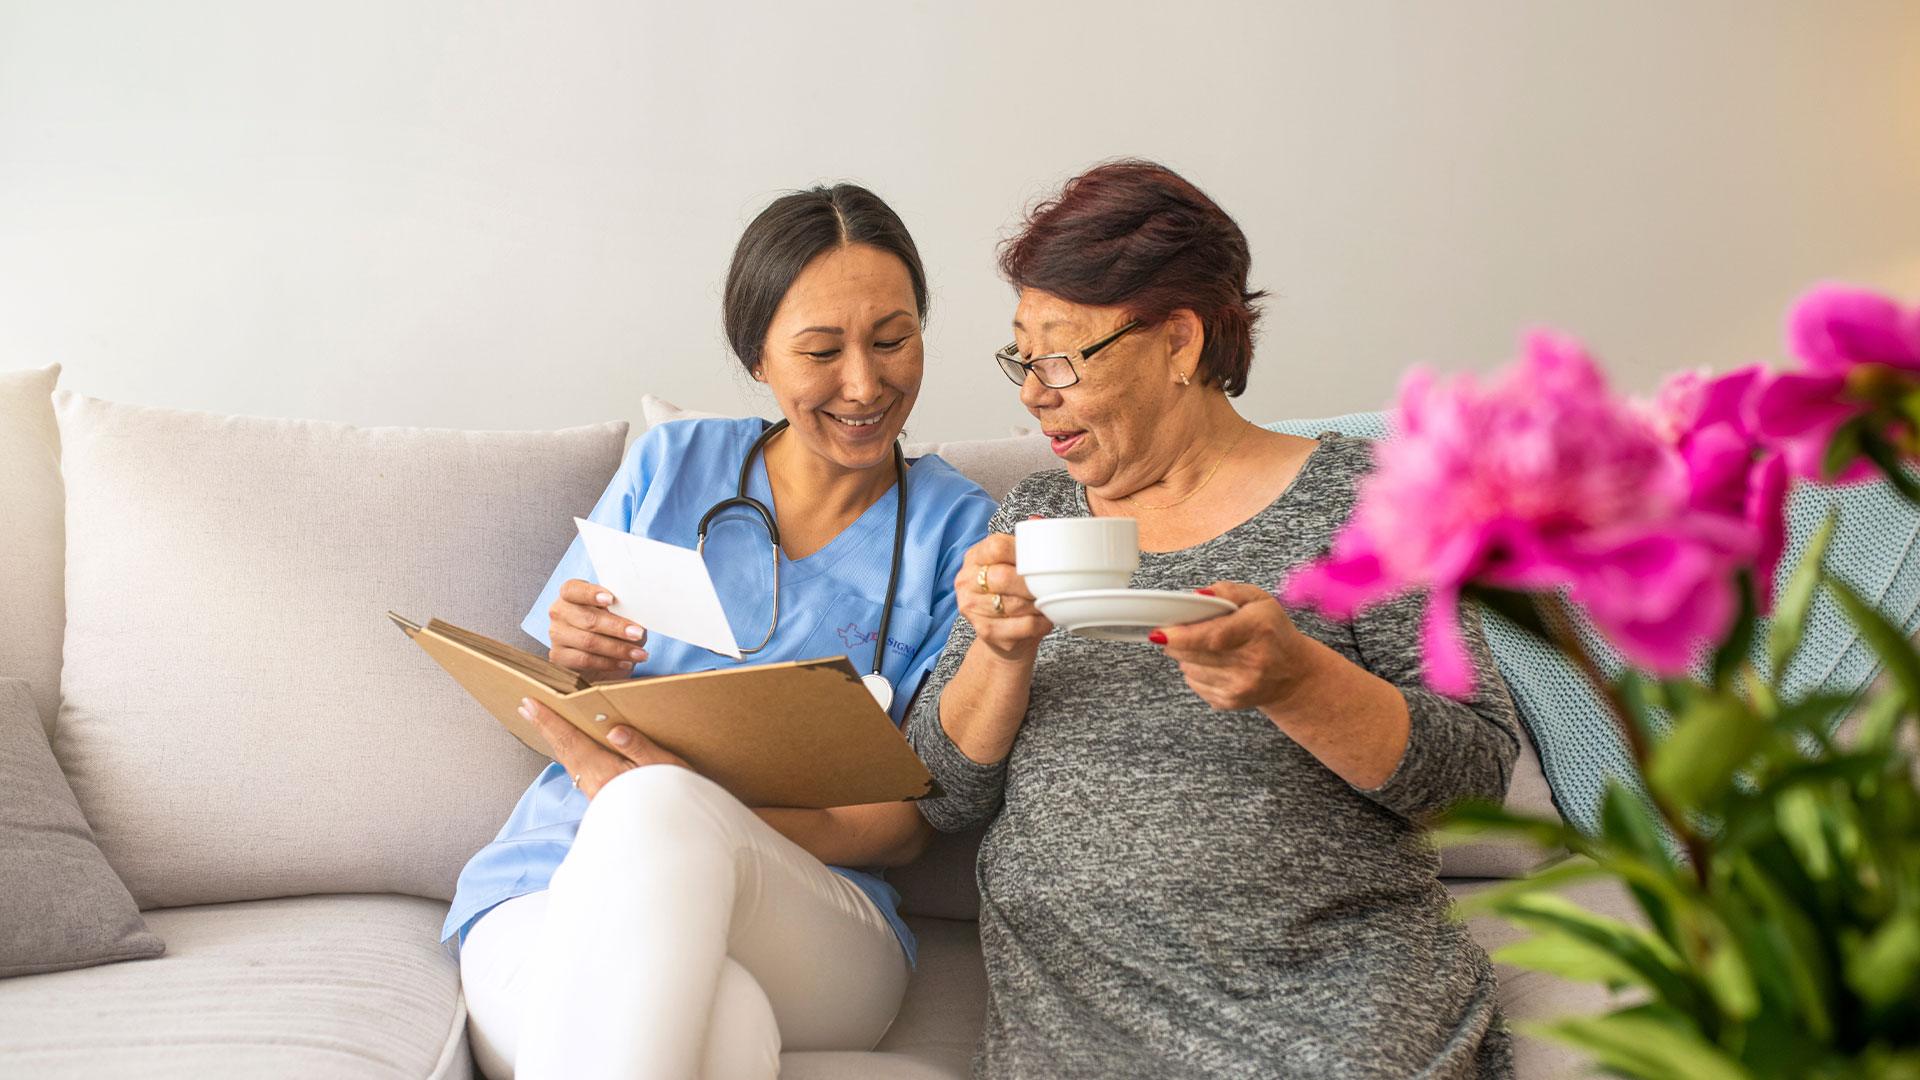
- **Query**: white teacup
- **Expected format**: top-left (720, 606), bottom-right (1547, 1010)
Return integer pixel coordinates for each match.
top-left (1014, 516), bottom-right (1139, 599)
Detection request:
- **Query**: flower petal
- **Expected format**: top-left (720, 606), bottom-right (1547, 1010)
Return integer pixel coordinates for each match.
top-left (1282, 544), bottom-right (1397, 619)
top-left (1749, 371), bottom-right (1868, 480)
top-left (1420, 587), bottom-right (1477, 699)
top-left (1747, 453), bottom-right (1790, 611)
top-left (1788, 284), bottom-right (1920, 374)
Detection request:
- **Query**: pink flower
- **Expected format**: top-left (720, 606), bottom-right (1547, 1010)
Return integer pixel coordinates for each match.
top-left (1286, 334), bottom-right (1747, 697)
top-left (1653, 365), bottom-right (1790, 608)
top-left (1750, 285), bottom-right (1920, 482)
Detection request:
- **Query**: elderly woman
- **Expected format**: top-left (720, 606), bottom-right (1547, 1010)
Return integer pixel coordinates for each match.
top-left (904, 161), bottom-right (1521, 1079)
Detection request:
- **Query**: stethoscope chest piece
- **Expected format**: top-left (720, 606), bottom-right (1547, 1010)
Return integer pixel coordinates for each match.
top-left (861, 672), bottom-right (895, 712)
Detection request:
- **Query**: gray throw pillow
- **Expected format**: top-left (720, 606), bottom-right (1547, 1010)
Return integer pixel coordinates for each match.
top-left (0, 678), bottom-right (163, 976)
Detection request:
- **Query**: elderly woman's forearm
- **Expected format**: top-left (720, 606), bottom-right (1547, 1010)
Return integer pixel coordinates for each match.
top-left (753, 802), bottom-right (933, 867)
top-left (1257, 637), bottom-right (1412, 789)
top-left (937, 641), bottom-right (1036, 765)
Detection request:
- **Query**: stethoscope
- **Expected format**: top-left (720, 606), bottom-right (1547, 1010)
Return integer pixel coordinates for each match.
top-left (695, 418), bottom-right (909, 712)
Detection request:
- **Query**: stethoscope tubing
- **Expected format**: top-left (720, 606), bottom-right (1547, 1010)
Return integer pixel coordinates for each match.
top-left (694, 419), bottom-right (908, 694)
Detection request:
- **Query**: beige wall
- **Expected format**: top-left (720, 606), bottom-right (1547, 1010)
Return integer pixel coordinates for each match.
top-left (2, 1), bottom-right (1917, 442)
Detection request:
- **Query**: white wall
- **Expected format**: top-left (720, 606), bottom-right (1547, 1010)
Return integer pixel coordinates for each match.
top-left (3, 1), bottom-right (1917, 443)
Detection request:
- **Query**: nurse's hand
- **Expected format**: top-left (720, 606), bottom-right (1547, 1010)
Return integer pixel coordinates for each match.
top-left (548, 579), bottom-right (649, 679)
top-left (957, 532), bottom-right (1052, 662)
top-left (517, 696), bottom-right (687, 800)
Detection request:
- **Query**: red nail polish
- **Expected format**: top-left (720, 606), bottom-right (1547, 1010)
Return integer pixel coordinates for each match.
top-left (1148, 630), bottom-right (1168, 645)
top-left (1196, 588), bottom-right (1215, 596)
top-left (1029, 514), bottom-right (1045, 520)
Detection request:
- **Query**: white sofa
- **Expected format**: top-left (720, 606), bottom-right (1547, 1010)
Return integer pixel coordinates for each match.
top-left (0, 366), bottom-right (1627, 1079)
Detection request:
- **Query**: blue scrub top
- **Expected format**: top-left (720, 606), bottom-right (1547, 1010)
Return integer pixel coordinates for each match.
top-left (442, 416), bottom-right (996, 967)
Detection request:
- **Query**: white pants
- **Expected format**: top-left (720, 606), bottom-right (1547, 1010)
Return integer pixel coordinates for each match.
top-left (458, 766), bottom-right (910, 1080)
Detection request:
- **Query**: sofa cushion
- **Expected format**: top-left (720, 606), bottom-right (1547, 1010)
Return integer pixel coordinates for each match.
top-left (780, 915), bottom-right (984, 1080)
top-left (0, 364), bottom-right (64, 732)
top-left (0, 677), bottom-right (163, 977)
top-left (52, 393), bottom-right (627, 908)
top-left (639, 392), bottom-right (730, 429)
top-left (891, 826), bottom-right (984, 922)
top-left (0, 894), bottom-right (468, 1079)
top-left (903, 434), bottom-right (1060, 505)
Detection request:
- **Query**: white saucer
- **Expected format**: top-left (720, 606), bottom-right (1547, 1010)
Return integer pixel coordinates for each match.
top-left (1033, 588), bottom-right (1237, 642)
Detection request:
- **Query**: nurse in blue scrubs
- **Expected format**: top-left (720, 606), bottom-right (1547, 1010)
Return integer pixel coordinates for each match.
top-left (446, 185), bottom-right (995, 1080)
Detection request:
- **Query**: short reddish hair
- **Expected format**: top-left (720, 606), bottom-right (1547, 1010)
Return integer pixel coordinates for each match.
top-left (999, 160), bottom-right (1266, 396)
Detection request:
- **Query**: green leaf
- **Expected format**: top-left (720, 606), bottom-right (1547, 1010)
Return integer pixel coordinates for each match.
top-left (1494, 892), bottom-right (1703, 1018)
top-left (1863, 1046), bottom-right (1920, 1080)
top-left (1462, 584), bottom-right (1553, 647)
top-left (1770, 693), bottom-right (1857, 740)
top-left (1825, 576), bottom-right (1920, 713)
top-left (1711, 572), bottom-right (1758, 691)
top-left (1523, 1009), bottom-right (1752, 1080)
top-left (1649, 695), bottom-right (1766, 810)
top-left (1432, 799), bottom-right (1579, 853)
top-left (1700, 923), bottom-right (1762, 1021)
top-left (1858, 429), bottom-right (1920, 503)
top-left (1769, 515), bottom-right (1835, 677)
top-left (1775, 785), bottom-right (1836, 881)
top-left (1846, 911), bottom-right (1920, 1008)
top-left (1742, 667), bottom-right (1780, 722)
top-left (1447, 858), bottom-right (1609, 921)
top-left (1618, 671), bottom-right (1677, 749)
top-left (1855, 688), bottom-right (1908, 754)
top-left (1494, 930), bottom-right (1653, 991)
top-left (1601, 781), bottom-right (1679, 866)
top-left (1727, 855), bottom-right (1834, 1040)
top-left (1597, 783), bottom-right (1689, 945)
top-left (1823, 417), bottom-right (1866, 482)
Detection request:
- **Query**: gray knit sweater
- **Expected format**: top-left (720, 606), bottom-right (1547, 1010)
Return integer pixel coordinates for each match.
top-left (905, 434), bottom-right (1520, 1080)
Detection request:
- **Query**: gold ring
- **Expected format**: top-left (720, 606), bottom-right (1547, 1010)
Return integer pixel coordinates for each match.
top-left (976, 566), bottom-right (991, 593)
top-left (991, 592), bottom-right (1005, 616)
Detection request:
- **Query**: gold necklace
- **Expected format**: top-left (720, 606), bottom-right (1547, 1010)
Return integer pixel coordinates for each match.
top-left (1124, 421), bottom-right (1253, 510)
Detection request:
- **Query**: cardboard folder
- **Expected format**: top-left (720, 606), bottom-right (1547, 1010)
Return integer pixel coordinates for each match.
top-left (390, 613), bottom-right (936, 809)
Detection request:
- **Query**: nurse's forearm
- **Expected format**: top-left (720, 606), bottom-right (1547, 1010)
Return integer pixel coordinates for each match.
top-left (936, 641), bottom-right (1035, 766)
top-left (754, 801), bottom-right (932, 867)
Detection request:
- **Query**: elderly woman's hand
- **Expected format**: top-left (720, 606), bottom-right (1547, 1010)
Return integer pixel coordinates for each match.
top-left (517, 696), bottom-right (688, 800)
top-left (1152, 581), bottom-right (1313, 712)
top-left (956, 532), bottom-right (1053, 661)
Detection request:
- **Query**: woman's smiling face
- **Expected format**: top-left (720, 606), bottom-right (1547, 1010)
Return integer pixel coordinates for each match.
top-left (755, 243), bottom-right (924, 474)
top-left (1011, 287), bottom-right (1191, 496)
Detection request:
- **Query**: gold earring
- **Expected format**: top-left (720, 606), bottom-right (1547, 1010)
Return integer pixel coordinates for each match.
top-left (1177, 370), bottom-right (1191, 386)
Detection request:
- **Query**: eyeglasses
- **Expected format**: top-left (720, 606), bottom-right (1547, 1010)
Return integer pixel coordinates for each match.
top-left (994, 320), bottom-right (1141, 389)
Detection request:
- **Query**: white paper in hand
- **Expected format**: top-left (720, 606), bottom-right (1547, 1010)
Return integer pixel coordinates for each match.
top-left (573, 518), bottom-right (744, 660)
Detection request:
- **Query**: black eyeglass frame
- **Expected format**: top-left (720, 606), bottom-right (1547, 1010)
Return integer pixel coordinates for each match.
top-left (994, 319), bottom-right (1142, 389)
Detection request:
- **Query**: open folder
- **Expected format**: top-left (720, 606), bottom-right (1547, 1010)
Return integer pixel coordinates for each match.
top-left (389, 613), bottom-right (936, 809)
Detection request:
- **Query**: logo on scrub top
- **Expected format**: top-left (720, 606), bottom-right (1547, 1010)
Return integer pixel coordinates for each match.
top-left (837, 622), bottom-right (911, 658)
